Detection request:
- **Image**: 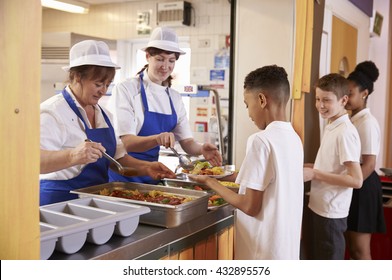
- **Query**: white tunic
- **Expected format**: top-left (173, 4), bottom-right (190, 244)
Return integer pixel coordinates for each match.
top-left (308, 114), bottom-right (361, 218)
top-left (40, 87), bottom-right (127, 180)
top-left (235, 122), bottom-right (304, 260)
top-left (106, 71), bottom-right (193, 141)
top-left (350, 108), bottom-right (380, 158)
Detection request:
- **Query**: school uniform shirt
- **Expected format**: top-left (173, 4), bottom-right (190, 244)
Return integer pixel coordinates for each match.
top-left (235, 121), bottom-right (304, 260)
top-left (350, 108), bottom-right (380, 158)
top-left (308, 114), bottom-right (361, 219)
top-left (40, 86), bottom-right (127, 181)
top-left (106, 70), bottom-right (193, 141)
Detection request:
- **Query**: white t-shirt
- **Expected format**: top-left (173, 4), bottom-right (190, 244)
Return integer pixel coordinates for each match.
top-left (350, 108), bottom-right (380, 158)
top-left (106, 71), bottom-right (193, 141)
top-left (308, 114), bottom-right (361, 218)
top-left (40, 87), bottom-right (127, 180)
top-left (235, 121), bottom-right (304, 260)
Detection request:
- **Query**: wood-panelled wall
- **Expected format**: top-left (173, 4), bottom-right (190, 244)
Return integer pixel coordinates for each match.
top-left (160, 225), bottom-right (234, 260)
top-left (0, 0), bottom-right (41, 259)
top-left (292, 0), bottom-right (324, 165)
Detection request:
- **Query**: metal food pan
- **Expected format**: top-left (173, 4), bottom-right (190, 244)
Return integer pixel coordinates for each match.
top-left (162, 179), bottom-right (231, 210)
top-left (71, 182), bottom-right (209, 228)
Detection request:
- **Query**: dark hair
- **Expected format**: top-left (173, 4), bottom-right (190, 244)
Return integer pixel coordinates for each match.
top-left (315, 73), bottom-right (349, 99)
top-left (137, 47), bottom-right (180, 87)
top-left (243, 65), bottom-right (290, 104)
top-left (347, 60), bottom-right (379, 95)
top-left (69, 65), bottom-right (115, 83)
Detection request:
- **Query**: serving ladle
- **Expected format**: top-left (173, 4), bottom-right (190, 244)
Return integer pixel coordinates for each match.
top-left (170, 147), bottom-right (194, 171)
top-left (85, 139), bottom-right (138, 176)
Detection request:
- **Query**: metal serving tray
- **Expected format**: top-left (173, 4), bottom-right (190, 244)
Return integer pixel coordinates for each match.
top-left (71, 182), bottom-right (209, 228)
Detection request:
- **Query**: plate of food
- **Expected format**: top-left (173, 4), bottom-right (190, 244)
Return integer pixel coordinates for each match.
top-left (218, 181), bottom-right (240, 192)
top-left (181, 161), bottom-right (233, 178)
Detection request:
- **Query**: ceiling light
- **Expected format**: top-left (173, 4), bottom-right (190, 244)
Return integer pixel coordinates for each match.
top-left (41, 0), bottom-right (89, 14)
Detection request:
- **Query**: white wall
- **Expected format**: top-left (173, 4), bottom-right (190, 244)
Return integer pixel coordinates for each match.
top-left (232, 0), bottom-right (295, 168)
top-left (369, 0), bottom-right (390, 170)
top-left (42, 0), bottom-right (231, 85)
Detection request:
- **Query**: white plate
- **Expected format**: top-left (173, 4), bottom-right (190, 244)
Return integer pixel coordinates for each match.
top-left (208, 171), bottom-right (234, 178)
top-left (181, 170), bottom-right (234, 179)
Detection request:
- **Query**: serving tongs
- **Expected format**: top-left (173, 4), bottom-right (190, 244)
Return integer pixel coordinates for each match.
top-left (85, 139), bottom-right (124, 173)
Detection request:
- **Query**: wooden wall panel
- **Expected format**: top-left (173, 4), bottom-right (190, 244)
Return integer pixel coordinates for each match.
top-left (217, 228), bottom-right (229, 259)
top-left (0, 0), bottom-right (41, 259)
top-left (179, 247), bottom-right (194, 260)
top-left (159, 224), bottom-right (234, 260)
top-left (194, 240), bottom-right (207, 260)
top-left (205, 234), bottom-right (218, 260)
top-left (292, 0), bottom-right (314, 142)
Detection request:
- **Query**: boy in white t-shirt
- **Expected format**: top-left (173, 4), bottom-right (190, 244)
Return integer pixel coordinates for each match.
top-left (190, 65), bottom-right (304, 259)
top-left (303, 73), bottom-right (363, 260)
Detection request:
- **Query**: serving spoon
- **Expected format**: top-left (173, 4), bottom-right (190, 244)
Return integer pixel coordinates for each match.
top-left (85, 139), bottom-right (138, 176)
top-left (170, 147), bottom-right (194, 171)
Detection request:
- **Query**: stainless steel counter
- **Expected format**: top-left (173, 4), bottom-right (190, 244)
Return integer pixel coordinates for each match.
top-left (49, 204), bottom-right (235, 260)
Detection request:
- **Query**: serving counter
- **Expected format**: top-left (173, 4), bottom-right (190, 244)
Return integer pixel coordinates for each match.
top-left (49, 204), bottom-right (235, 260)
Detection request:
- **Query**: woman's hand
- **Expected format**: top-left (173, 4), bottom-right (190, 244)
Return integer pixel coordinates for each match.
top-left (142, 161), bottom-right (176, 180)
top-left (201, 143), bottom-right (222, 166)
top-left (155, 132), bottom-right (175, 148)
top-left (71, 141), bottom-right (106, 165)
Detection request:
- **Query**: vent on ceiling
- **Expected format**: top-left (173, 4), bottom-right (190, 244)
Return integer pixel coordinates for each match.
top-left (41, 47), bottom-right (69, 61)
top-left (157, 1), bottom-right (191, 27)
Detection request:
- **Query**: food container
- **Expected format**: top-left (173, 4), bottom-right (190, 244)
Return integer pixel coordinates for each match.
top-left (39, 197), bottom-right (150, 259)
top-left (71, 182), bottom-right (210, 228)
top-left (161, 178), bottom-right (229, 210)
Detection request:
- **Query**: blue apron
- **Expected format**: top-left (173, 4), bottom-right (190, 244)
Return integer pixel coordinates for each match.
top-left (109, 73), bottom-right (177, 184)
top-left (40, 89), bottom-right (116, 206)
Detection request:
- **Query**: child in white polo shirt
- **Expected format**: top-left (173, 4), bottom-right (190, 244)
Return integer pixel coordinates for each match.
top-left (303, 73), bottom-right (363, 259)
top-left (190, 65), bottom-right (304, 259)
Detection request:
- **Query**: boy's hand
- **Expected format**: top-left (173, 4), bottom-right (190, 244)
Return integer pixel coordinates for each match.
top-left (303, 167), bottom-right (314, 182)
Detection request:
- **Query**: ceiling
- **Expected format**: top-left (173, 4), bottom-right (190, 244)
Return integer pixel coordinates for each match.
top-left (81, 0), bottom-right (148, 4)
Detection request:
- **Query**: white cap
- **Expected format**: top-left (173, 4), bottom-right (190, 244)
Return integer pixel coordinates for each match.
top-left (63, 40), bottom-right (120, 71)
top-left (141, 27), bottom-right (186, 55)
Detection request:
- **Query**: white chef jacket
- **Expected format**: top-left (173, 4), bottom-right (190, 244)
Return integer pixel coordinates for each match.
top-left (106, 70), bottom-right (193, 141)
top-left (235, 121), bottom-right (304, 260)
top-left (350, 108), bottom-right (380, 158)
top-left (309, 114), bottom-right (361, 218)
top-left (40, 86), bottom-right (127, 180)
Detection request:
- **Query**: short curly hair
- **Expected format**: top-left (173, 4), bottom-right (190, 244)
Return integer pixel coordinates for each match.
top-left (243, 65), bottom-right (290, 104)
